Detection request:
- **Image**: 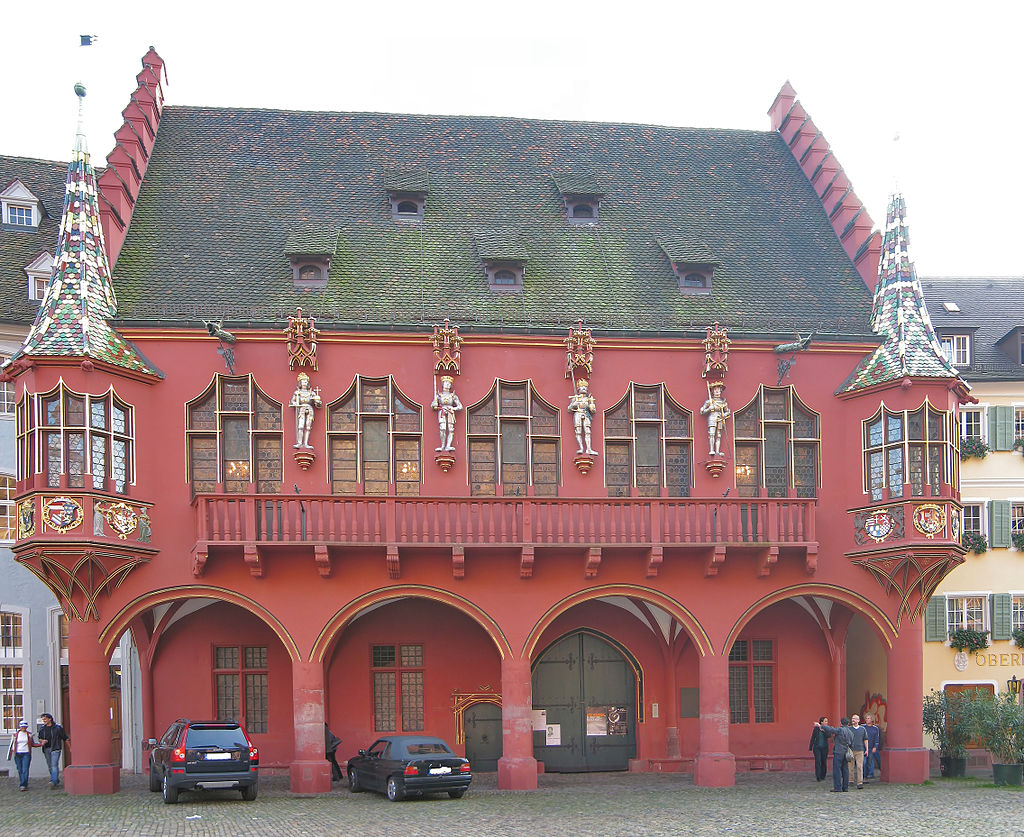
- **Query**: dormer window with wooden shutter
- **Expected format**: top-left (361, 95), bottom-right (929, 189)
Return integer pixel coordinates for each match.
top-left (658, 236), bottom-right (720, 296)
top-left (553, 173), bottom-right (603, 226)
top-left (475, 229), bottom-right (528, 294)
top-left (284, 225), bottom-right (337, 289)
top-left (385, 165), bottom-right (429, 223)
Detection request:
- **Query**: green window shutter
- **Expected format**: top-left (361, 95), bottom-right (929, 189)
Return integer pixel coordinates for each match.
top-left (924, 596), bottom-right (947, 642)
top-left (991, 593), bottom-right (1012, 640)
top-left (988, 406), bottom-right (1014, 451)
top-left (990, 500), bottom-right (1012, 548)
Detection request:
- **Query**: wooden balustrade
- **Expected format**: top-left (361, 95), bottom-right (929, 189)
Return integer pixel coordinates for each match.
top-left (193, 494), bottom-right (816, 547)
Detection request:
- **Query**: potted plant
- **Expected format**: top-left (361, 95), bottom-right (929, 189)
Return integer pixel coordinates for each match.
top-left (922, 689), bottom-right (971, 777)
top-left (960, 689), bottom-right (1024, 786)
top-left (1013, 437), bottom-right (1024, 455)
top-left (1013, 531), bottom-right (1024, 552)
top-left (961, 531), bottom-right (988, 554)
top-left (1012, 627), bottom-right (1024, 648)
top-left (948, 628), bottom-right (990, 654)
top-left (960, 437), bottom-right (991, 460)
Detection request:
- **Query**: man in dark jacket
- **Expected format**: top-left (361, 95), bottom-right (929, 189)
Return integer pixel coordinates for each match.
top-left (809, 715), bottom-right (831, 781)
top-left (325, 723), bottom-right (343, 781)
top-left (863, 713), bottom-right (882, 780)
top-left (816, 717), bottom-right (854, 792)
top-left (37, 713), bottom-right (69, 788)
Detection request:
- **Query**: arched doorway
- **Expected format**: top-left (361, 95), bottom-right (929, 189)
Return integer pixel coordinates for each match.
top-left (464, 702), bottom-right (502, 771)
top-left (532, 631), bottom-right (637, 772)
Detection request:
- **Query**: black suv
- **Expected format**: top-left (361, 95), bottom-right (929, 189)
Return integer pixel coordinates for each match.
top-left (147, 719), bottom-right (259, 804)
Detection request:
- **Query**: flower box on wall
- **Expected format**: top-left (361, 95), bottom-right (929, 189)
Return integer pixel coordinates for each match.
top-left (948, 628), bottom-right (990, 654)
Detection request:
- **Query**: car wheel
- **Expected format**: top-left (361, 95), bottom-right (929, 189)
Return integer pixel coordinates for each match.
top-left (161, 772), bottom-right (179, 805)
top-left (347, 768), bottom-right (362, 793)
top-left (448, 788), bottom-right (467, 799)
top-left (148, 760), bottom-right (161, 792)
top-left (385, 776), bottom-right (405, 802)
top-left (241, 782), bottom-right (258, 801)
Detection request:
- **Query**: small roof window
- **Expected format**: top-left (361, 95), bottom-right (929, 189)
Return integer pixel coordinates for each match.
top-left (1, 179), bottom-right (42, 230)
top-left (941, 301), bottom-right (960, 313)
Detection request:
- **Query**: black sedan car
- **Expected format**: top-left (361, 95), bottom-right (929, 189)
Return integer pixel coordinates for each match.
top-left (347, 736), bottom-right (471, 801)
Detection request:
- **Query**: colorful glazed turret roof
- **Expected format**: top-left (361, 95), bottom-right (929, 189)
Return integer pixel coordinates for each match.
top-left (13, 88), bottom-right (160, 377)
top-left (837, 193), bottom-right (964, 394)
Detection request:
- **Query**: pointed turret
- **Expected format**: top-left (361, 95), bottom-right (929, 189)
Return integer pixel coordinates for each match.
top-left (11, 84), bottom-right (160, 377)
top-left (837, 193), bottom-right (967, 396)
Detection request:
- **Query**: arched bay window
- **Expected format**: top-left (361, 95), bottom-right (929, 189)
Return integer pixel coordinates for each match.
top-left (467, 381), bottom-right (559, 496)
top-left (604, 383), bottom-right (692, 497)
top-left (18, 383), bottom-right (134, 494)
top-left (327, 377), bottom-right (421, 496)
top-left (186, 375), bottom-right (283, 494)
top-left (863, 402), bottom-right (957, 501)
top-left (733, 385), bottom-right (819, 498)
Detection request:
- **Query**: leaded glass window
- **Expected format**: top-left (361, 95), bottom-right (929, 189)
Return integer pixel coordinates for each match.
top-left (728, 638), bottom-right (775, 725)
top-left (372, 644), bottom-right (424, 732)
top-left (467, 381), bottom-right (560, 497)
top-left (733, 386), bottom-right (819, 498)
top-left (864, 403), bottom-right (956, 500)
top-left (214, 645), bottom-right (268, 733)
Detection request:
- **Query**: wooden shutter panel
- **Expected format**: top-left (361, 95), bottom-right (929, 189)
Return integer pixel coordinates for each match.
top-left (988, 405), bottom-right (1014, 451)
top-left (991, 593), bottom-right (1012, 641)
top-left (990, 500), bottom-right (1012, 548)
top-left (924, 596), bottom-right (947, 642)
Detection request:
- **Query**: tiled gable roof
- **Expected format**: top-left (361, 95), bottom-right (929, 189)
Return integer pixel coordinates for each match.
top-left (837, 194), bottom-right (963, 394)
top-left (112, 107), bottom-right (875, 334)
top-left (0, 155), bottom-right (68, 325)
top-left (921, 277), bottom-right (1024, 380)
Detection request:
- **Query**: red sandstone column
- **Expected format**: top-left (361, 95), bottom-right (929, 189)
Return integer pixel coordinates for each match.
top-left (64, 619), bottom-right (119, 794)
top-left (290, 660), bottom-right (331, 794)
top-left (139, 658), bottom-right (155, 775)
top-left (883, 620), bottom-right (928, 783)
top-left (693, 651), bottom-right (735, 787)
top-left (497, 654), bottom-right (538, 790)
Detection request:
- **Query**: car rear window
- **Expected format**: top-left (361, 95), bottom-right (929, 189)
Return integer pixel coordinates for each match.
top-left (186, 726), bottom-right (249, 749)
top-left (404, 741), bottom-right (452, 756)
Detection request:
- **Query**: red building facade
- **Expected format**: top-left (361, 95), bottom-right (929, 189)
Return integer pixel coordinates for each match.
top-left (5, 51), bottom-right (970, 795)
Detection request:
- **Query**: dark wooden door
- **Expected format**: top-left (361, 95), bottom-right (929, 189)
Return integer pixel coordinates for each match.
top-left (464, 702), bottom-right (502, 771)
top-left (532, 632), bottom-right (636, 772)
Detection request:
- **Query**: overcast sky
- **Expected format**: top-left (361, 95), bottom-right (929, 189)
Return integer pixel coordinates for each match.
top-left (4, 1), bottom-right (1021, 277)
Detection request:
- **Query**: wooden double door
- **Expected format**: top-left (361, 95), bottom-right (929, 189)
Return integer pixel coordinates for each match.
top-left (532, 632), bottom-right (636, 772)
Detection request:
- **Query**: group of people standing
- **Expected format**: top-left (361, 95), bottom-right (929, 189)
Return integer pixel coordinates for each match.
top-left (6, 713), bottom-right (69, 791)
top-left (809, 713), bottom-right (881, 792)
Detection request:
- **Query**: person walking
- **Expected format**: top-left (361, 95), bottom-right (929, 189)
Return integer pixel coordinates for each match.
top-left (809, 715), bottom-right (831, 781)
top-left (816, 716), bottom-right (854, 792)
top-left (849, 714), bottom-right (869, 788)
top-left (37, 713), bottom-right (69, 789)
top-left (7, 720), bottom-right (41, 791)
top-left (863, 713), bottom-right (882, 781)
top-left (324, 723), bottom-right (343, 782)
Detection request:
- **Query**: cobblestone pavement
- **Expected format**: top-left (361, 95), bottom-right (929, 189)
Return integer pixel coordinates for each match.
top-left (2, 770), bottom-right (1022, 837)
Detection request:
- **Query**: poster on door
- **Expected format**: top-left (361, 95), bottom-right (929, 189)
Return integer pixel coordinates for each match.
top-left (586, 707), bottom-right (608, 736)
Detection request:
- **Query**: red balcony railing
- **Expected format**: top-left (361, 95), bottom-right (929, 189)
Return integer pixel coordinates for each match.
top-left (193, 494), bottom-right (816, 548)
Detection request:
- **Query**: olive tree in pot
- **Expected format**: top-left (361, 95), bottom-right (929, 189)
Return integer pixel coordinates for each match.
top-left (961, 689), bottom-right (1024, 786)
top-left (922, 689), bottom-right (972, 778)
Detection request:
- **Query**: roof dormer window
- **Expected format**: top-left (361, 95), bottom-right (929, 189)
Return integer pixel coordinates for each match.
top-left (25, 251), bottom-right (54, 302)
top-left (657, 236), bottom-right (719, 297)
top-left (485, 262), bottom-right (524, 292)
top-left (284, 225), bottom-right (337, 290)
top-left (552, 172), bottom-right (604, 227)
top-left (390, 194), bottom-right (425, 222)
top-left (567, 200), bottom-right (598, 224)
top-left (1, 179), bottom-right (42, 230)
top-left (291, 259), bottom-right (329, 289)
top-left (674, 264), bottom-right (714, 295)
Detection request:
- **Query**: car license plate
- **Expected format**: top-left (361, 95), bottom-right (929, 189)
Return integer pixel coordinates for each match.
top-left (205, 752), bottom-right (231, 760)
top-left (429, 766), bottom-right (452, 774)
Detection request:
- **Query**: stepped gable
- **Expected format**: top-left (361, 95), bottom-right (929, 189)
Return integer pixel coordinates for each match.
top-left (837, 194), bottom-right (967, 396)
top-left (112, 107), bottom-right (874, 335)
top-left (11, 98), bottom-right (161, 378)
top-left (0, 156), bottom-right (69, 324)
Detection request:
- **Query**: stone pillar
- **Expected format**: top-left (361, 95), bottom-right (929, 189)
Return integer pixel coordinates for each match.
top-left (883, 620), bottom-right (929, 783)
top-left (64, 619), bottom-right (119, 794)
top-left (497, 654), bottom-right (538, 790)
top-left (139, 655), bottom-right (155, 775)
top-left (290, 660), bottom-right (331, 794)
top-left (830, 645), bottom-right (845, 725)
top-left (693, 650), bottom-right (735, 787)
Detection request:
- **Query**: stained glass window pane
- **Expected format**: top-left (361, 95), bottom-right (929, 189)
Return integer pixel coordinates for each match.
top-left (253, 392), bottom-right (282, 431)
top-left (665, 401), bottom-right (691, 438)
top-left (373, 672), bottom-right (396, 731)
top-left (887, 447), bottom-right (904, 498)
top-left (728, 665), bottom-right (749, 724)
top-left (734, 403), bottom-right (759, 439)
top-left (907, 408), bottom-right (924, 441)
top-left (604, 401), bottom-right (630, 438)
top-left (244, 646), bottom-right (267, 668)
top-left (393, 396), bottom-right (420, 433)
top-left (633, 386), bottom-right (660, 420)
top-left (635, 423), bottom-right (660, 497)
top-left (91, 435), bottom-right (107, 490)
top-left (886, 414), bottom-right (903, 443)
top-left (90, 400), bottom-right (107, 430)
top-left (329, 395), bottom-right (357, 432)
top-left (245, 673), bottom-right (268, 733)
top-left (360, 381), bottom-right (388, 413)
top-left (605, 441), bottom-right (631, 498)
top-left (216, 674), bottom-right (240, 721)
top-left (190, 436), bottom-right (218, 493)
top-left (531, 439), bottom-right (558, 496)
top-left (220, 379), bottom-right (250, 413)
top-left (764, 425), bottom-right (788, 498)
top-left (468, 394), bottom-right (497, 435)
top-left (867, 418), bottom-right (883, 448)
top-left (530, 397), bottom-right (558, 436)
top-left (67, 432), bottom-right (85, 489)
top-left (188, 391), bottom-right (217, 431)
top-left (46, 433), bottom-right (61, 487)
top-left (763, 389), bottom-right (787, 421)
top-left (908, 445), bottom-right (924, 496)
top-left (500, 384), bottom-right (527, 416)
top-left (395, 438), bottom-right (420, 496)
top-left (255, 437), bottom-right (282, 493)
top-left (64, 395), bottom-right (85, 426)
top-left (470, 439), bottom-right (497, 496)
top-left (111, 403), bottom-right (127, 434)
top-left (372, 645), bottom-right (396, 667)
top-left (401, 672), bottom-right (424, 731)
top-left (665, 441), bottom-right (690, 497)
top-left (753, 666), bottom-right (774, 723)
top-left (736, 444), bottom-right (759, 498)
top-left (330, 437), bottom-right (358, 495)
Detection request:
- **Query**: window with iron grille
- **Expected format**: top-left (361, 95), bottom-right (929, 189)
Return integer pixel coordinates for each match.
top-left (327, 377), bottom-right (421, 496)
top-left (728, 639), bottom-right (775, 724)
top-left (603, 383), bottom-right (692, 498)
top-left (864, 404), bottom-right (956, 501)
top-left (213, 645), bottom-right (269, 733)
top-left (467, 382), bottom-right (559, 497)
top-left (733, 386), bottom-right (819, 498)
top-left (371, 644), bottom-right (424, 732)
top-left (18, 383), bottom-right (136, 494)
top-left (186, 376), bottom-right (283, 495)
top-left (1, 665), bottom-right (24, 733)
